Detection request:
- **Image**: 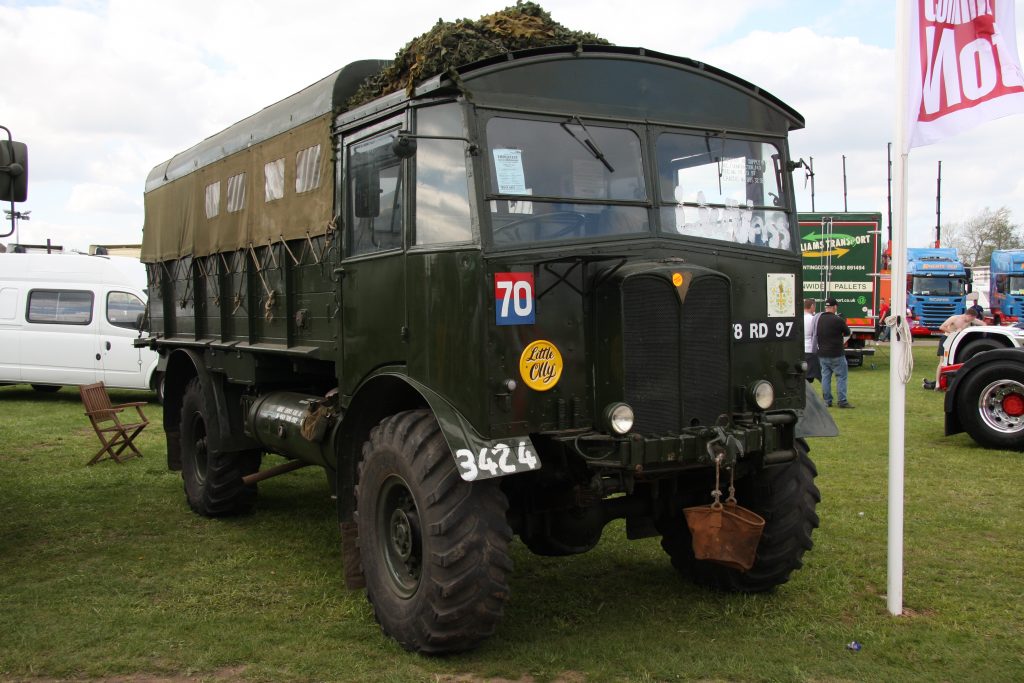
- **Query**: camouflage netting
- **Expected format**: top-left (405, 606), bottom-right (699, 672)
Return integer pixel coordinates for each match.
top-left (347, 1), bottom-right (611, 109)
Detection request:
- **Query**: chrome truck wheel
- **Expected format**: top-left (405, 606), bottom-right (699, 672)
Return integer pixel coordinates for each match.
top-left (958, 361), bottom-right (1024, 450)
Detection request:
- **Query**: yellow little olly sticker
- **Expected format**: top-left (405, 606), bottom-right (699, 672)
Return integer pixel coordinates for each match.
top-left (519, 340), bottom-right (563, 391)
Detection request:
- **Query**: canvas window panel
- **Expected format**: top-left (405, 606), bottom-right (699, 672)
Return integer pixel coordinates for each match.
top-left (265, 158), bottom-right (285, 202)
top-left (295, 144), bottom-right (322, 194)
top-left (226, 173), bottom-right (246, 213)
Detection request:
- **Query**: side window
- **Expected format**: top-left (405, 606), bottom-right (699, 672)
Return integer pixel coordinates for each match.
top-left (296, 144), bottom-right (322, 193)
top-left (27, 289), bottom-right (93, 325)
top-left (226, 172), bottom-right (246, 213)
top-left (347, 130), bottom-right (404, 256)
top-left (264, 159), bottom-right (285, 202)
top-left (106, 291), bottom-right (145, 329)
top-left (415, 103), bottom-right (473, 246)
top-left (205, 181), bottom-right (221, 219)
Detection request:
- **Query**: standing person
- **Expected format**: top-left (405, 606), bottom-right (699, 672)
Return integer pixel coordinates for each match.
top-left (877, 298), bottom-right (891, 341)
top-left (967, 292), bottom-right (984, 320)
top-left (816, 297), bottom-right (853, 408)
top-left (803, 298), bottom-right (821, 383)
top-left (924, 308), bottom-right (983, 390)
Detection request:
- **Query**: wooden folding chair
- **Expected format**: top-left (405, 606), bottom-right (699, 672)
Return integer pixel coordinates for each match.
top-left (79, 382), bottom-right (149, 465)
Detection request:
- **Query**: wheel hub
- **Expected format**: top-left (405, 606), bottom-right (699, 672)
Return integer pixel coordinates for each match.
top-left (1002, 393), bottom-right (1024, 417)
top-left (389, 508), bottom-right (414, 561)
top-left (377, 475), bottom-right (422, 598)
top-left (979, 379), bottom-right (1024, 433)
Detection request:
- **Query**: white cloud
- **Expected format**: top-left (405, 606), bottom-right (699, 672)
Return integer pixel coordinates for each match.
top-left (68, 183), bottom-right (141, 214)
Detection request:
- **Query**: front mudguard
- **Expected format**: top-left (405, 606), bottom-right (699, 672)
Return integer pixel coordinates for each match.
top-left (795, 382), bottom-right (839, 438)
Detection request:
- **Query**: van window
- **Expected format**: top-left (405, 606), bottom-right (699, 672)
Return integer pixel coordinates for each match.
top-left (107, 291), bottom-right (146, 329)
top-left (27, 289), bottom-right (93, 325)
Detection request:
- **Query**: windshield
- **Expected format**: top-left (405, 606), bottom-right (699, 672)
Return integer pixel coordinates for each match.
top-left (655, 132), bottom-right (793, 252)
top-left (1008, 276), bottom-right (1024, 295)
top-left (485, 116), bottom-right (649, 245)
top-left (911, 276), bottom-right (966, 296)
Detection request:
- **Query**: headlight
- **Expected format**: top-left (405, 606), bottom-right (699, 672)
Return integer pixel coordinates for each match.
top-left (604, 403), bottom-right (635, 435)
top-left (751, 381), bottom-right (775, 410)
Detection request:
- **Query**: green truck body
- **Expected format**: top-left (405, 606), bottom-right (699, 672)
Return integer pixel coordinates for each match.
top-left (140, 46), bottom-right (834, 653)
top-left (799, 212), bottom-right (883, 365)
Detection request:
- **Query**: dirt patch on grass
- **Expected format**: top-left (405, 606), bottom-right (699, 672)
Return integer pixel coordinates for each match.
top-left (29, 666), bottom-right (250, 682)
top-left (437, 673), bottom-right (587, 683)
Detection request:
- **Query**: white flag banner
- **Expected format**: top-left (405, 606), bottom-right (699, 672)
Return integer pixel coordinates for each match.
top-left (906, 0), bottom-right (1024, 149)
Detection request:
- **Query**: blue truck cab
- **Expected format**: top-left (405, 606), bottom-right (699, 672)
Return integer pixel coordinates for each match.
top-left (907, 247), bottom-right (970, 335)
top-left (990, 249), bottom-right (1024, 320)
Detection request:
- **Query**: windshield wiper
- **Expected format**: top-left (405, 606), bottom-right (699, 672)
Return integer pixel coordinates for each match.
top-left (560, 115), bottom-right (615, 173)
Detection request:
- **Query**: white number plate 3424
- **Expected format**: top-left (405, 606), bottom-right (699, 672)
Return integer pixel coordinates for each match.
top-left (454, 440), bottom-right (541, 481)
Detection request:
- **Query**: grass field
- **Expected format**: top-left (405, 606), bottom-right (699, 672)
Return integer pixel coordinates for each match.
top-left (1, 343), bottom-right (1023, 682)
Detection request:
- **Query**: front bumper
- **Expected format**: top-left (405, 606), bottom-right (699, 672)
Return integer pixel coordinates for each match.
top-left (545, 412), bottom-right (799, 473)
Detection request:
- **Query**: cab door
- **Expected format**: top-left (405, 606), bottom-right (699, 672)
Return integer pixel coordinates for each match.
top-left (338, 115), bottom-right (408, 394)
top-left (98, 288), bottom-right (149, 389)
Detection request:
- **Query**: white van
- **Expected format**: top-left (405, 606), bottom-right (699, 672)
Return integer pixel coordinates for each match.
top-left (0, 252), bottom-right (161, 397)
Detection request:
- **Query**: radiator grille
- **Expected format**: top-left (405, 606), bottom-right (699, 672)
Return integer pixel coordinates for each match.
top-left (622, 275), bottom-right (730, 434)
top-left (918, 301), bottom-right (957, 328)
top-left (680, 277), bottom-right (731, 426)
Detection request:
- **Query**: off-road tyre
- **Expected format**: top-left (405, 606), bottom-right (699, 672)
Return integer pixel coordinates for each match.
top-left (659, 441), bottom-right (820, 592)
top-left (179, 378), bottom-right (260, 516)
top-left (956, 360), bottom-right (1024, 450)
top-left (355, 409), bottom-right (513, 654)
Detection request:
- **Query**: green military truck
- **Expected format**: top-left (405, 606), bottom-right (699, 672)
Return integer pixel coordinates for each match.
top-left (140, 45), bottom-right (835, 653)
top-left (800, 212), bottom-right (883, 366)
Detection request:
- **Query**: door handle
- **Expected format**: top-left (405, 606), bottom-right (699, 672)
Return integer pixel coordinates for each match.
top-left (105, 341), bottom-right (112, 351)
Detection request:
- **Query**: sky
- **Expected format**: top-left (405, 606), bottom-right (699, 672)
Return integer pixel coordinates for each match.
top-left (1, 0), bottom-right (1023, 253)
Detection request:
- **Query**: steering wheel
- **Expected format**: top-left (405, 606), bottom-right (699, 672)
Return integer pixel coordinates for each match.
top-left (493, 211), bottom-right (587, 243)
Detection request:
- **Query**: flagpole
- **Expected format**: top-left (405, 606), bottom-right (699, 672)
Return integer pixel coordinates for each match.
top-left (888, 1), bottom-right (911, 617)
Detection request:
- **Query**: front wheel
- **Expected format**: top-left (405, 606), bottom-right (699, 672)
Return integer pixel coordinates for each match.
top-left (179, 378), bottom-right (261, 516)
top-left (355, 410), bottom-right (513, 654)
top-left (956, 361), bottom-right (1024, 450)
top-left (957, 338), bottom-right (1003, 363)
top-left (659, 441), bottom-right (820, 592)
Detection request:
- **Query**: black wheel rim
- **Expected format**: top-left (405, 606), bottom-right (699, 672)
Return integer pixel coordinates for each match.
top-left (190, 412), bottom-right (208, 485)
top-left (376, 474), bottom-right (422, 598)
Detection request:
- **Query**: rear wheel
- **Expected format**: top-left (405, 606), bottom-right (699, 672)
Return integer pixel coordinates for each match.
top-left (956, 361), bottom-right (1024, 450)
top-left (355, 409), bottom-right (513, 654)
top-left (659, 441), bottom-right (820, 592)
top-left (179, 378), bottom-right (260, 516)
top-left (153, 373), bottom-right (165, 405)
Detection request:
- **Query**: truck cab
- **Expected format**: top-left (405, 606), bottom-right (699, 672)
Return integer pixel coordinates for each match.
top-left (990, 249), bottom-right (1024, 321)
top-left (906, 247), bottom-right (970, 335)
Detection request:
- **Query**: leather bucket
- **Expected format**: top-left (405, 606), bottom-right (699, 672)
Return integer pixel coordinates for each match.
top-left (683, 501), bottom-right (766, 572)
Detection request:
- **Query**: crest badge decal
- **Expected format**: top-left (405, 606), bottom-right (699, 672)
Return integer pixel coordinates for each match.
top-left (766, 273), bottom-right (795, 318)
